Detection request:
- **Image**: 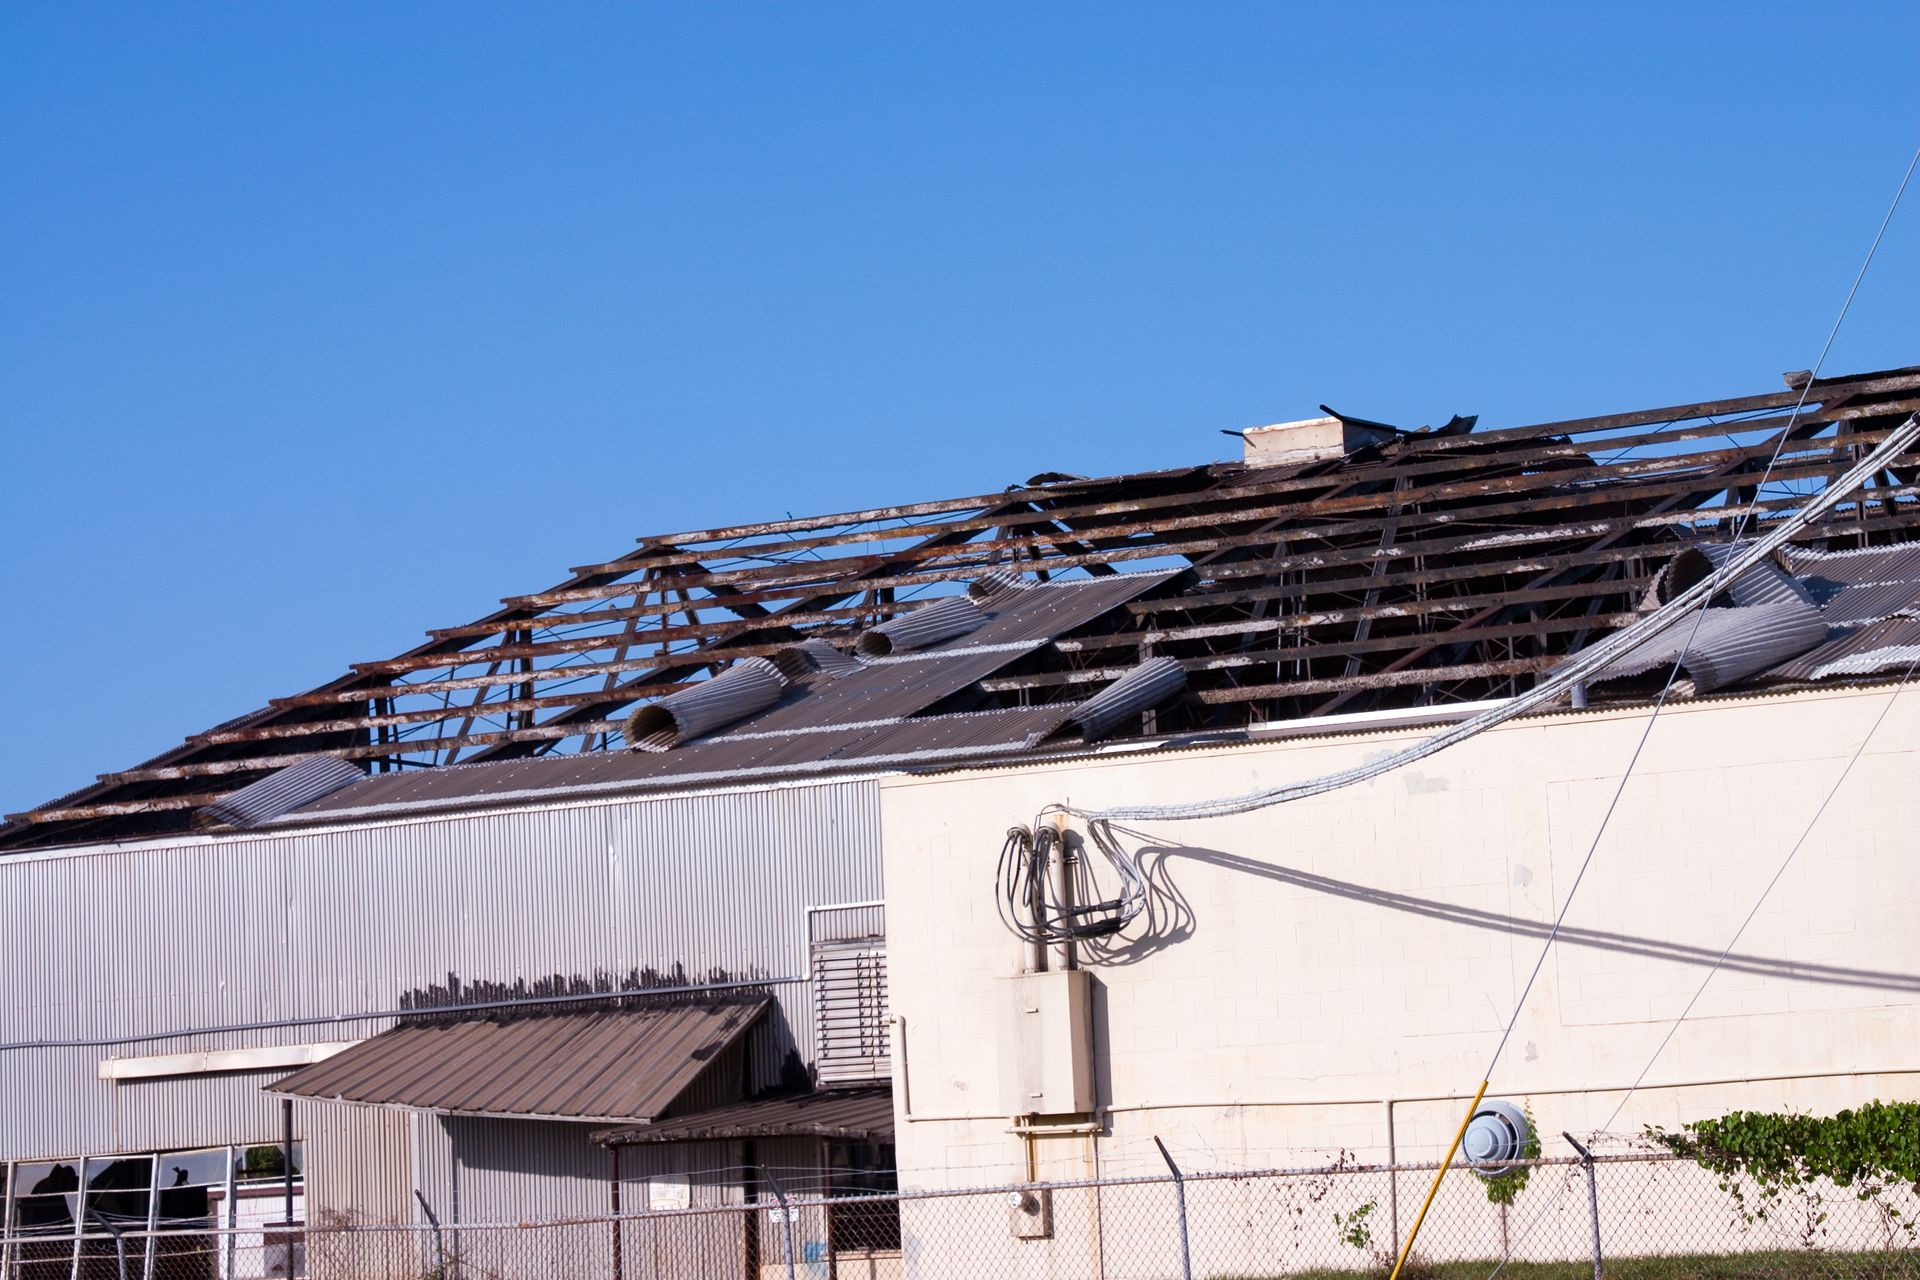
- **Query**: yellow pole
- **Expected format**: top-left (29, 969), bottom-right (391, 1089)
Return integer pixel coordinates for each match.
top-left (1387, 1079), bottom-right (1490, 1280)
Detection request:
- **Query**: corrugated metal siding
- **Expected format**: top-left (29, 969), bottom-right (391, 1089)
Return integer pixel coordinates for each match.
top-left (0, 779), bottom-right (882, 1223)
top-left (429, 1116), bottom-right (612, 1223)
top-left (118, 1071), bottom-right (291, 1154)
top-left (304, 1101), bottom-right (412, 1227)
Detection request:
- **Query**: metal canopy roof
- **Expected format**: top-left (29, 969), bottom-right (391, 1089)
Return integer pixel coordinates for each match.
top-left (265, 998), bottom-right (767, 1124)
top-left (594, 1086), bottom-right (894, 1147)
top-left (11, 362), bottom-right (1920, 849)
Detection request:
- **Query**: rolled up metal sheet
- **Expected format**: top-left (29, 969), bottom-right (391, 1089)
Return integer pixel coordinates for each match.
top-left (854, 595), bottom-right (987, 661)
top-left (968, 569), bottom-right (1033, 602)
top-left (1066, 656), bottom-right (1188, 741)
top-left (771, 640), bottom-right (860, 683)
top-left (193, 755), bottom-right (366, 829)
top-left (625, 657), bottom-right (790, 751)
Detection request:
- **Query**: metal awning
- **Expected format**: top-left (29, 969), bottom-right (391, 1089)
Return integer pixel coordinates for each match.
top-left (266, 998), bottom-right (767, 1124)
top-left (594, 1086), bottom-right (893, 1146)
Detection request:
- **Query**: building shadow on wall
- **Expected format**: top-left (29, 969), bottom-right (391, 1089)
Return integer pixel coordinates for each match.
top-left (1081, 840), bottom-right (1920, 994)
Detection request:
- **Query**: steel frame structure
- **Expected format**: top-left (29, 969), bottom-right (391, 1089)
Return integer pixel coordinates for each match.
top-left (9, 364), bottom-right (1920, 850)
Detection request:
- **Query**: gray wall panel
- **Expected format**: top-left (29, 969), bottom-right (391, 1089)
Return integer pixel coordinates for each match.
top-left (0, 779), bottom-right (883, 1226)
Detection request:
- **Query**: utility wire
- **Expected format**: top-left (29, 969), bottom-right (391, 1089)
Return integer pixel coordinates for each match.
top-left (1599, 655), bottom-right (1920, 1138)
top-left (1474, 140), bottom-right (1920, 1280)
top-left (1481, 656), bottom-right (1920, 1280)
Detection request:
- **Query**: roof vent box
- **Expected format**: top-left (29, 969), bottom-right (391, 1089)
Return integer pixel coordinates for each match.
top-left (1243, 416), bottom-right (1391, 467)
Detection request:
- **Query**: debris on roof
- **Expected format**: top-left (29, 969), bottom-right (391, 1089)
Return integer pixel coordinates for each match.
top-left (191, 756), bottom-right (366, 830)
top-left (1588, 600), bottom-right (1829, 695)
top-left (10, 363), bottom-right (1920, 848)
top-left (626, 657), bottom-right (791, 751)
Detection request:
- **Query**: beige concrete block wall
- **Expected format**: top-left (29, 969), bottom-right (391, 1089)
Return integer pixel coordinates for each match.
top-left (882, 686), bottom-right (1920, 1196)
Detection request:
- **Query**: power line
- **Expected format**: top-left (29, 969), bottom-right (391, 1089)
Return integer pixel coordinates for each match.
top-left (1476, 139), bottom-right (1920, 1280)
top-left (1481, 134), bottom-right (1920, 1098)
top-left (1599, 656), bottom-right (1920, 1137)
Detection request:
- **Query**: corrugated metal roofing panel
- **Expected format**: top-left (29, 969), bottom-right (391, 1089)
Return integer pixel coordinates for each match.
top-left (193, 756), bottom-right (365, 829)
top-left (595, 1086), bottom-right (893, 1146)
top-left (1695, 543), bottom-right (1815, 609)
top-left (735, 570), bottom-right (1176, 734)
top-left (626, 657), bottom-right (789, 750)
top-left (1768, 617), bottom-right (1920, 681)
top-left (290, 707), bottom-right (1071, 819)
top-left (1814, 580), bottom-right (1920, 628)
top-left (288, 571), bottom-right (1172, 820)
top-left (854, 595), bottom-right (987, 659)
top-left (265, 999), bottom-right (767, 1123)
top-left (1591, 602), bottom-right (1827, 694)
top-left (1783, 542), bottom-right (1920, 584)
top-left (1065, 657), bottom-right (1188, 741)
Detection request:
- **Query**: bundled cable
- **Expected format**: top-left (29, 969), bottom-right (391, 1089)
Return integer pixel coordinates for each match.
top-left (996, 817), bottom-right (1147, 945)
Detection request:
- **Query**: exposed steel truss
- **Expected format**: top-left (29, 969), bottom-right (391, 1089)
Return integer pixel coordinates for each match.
top-left (9, 364), bottom-right (1920, 849)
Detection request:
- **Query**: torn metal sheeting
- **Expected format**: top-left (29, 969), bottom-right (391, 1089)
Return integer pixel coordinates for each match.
top-left (1590, 601), bottom-right (1830, 695)
top-left (12, 365), bottom-right (1920, 849)
top-left (625, 657), bottom-right (790, 751)
top-left (1692, 542), bottom-right (1817, 609)
top-left (1065, 657), bottom-right (1188, 741)
top-left (854, 594), bottom-right (988, 660)
top-left (1769, 617), bottom-right (1920, 681)
top-left (191, 756), bottom-right (366, 830)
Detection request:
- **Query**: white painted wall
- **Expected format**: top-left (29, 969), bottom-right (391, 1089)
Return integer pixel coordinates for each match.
top-left (880, 685), bottom-right (1920, 1188)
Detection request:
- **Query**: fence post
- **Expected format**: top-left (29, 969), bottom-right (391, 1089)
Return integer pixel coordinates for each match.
top-left (414, 1190), bottom-right (449, 1279)
top-left (1153, 1137), bottom-right (1193, 1280)
top-left (762, 1166), bottom-right (799, 1280)
top-left (1563, 1133), bottom-right (1602, 1280)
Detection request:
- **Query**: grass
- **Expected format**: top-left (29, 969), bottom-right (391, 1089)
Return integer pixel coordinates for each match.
top-left (1279, 1249), bottom-right (1919, 1280)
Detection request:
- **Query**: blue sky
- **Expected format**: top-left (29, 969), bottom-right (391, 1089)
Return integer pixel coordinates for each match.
top-left (2, 4), bottom-right (1916, 816)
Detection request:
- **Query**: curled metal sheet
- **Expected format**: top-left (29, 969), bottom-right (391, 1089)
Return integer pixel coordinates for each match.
top-left (1654, 543), bottom-right (1812, 609)
top-left (1769, 616), bottom-right (1920, 681)
top-left (854, 595), bottom-right (987, 660)
top-left (1592, 601), bottom-right (1828, 695)
top-left (1694, 542), bottom-right (1815, 608)
top-left (968, 569), bottom-right (1033, 602)
top-left (192, 756), bottom-right (365, 830)
top-left (771, 640), bottom-right (860, 683)
top-left (626, 658), bottom-right (790, 751)
top-left (1064, 657), bottom-right (1188, 741)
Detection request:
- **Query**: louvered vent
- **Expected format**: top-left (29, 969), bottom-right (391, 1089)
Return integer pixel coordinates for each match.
top-left (813, 935), bottom-right (889, 1085)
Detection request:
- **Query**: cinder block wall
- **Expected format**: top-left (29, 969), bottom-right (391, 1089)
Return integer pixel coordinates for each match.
top-left (881, 685), bottom-right (1920, 1189)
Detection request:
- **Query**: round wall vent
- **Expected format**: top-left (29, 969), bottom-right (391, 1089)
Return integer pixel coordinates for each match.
top-left (1463, 1099), bottom-right (1533, 1179)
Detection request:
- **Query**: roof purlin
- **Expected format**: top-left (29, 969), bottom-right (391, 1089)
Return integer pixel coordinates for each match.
top-left (8, 365), bottom-right (1920, 850)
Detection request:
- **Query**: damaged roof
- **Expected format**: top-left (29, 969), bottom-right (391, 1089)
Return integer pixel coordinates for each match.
top-left (10, 363), bottom-right (1920, 848)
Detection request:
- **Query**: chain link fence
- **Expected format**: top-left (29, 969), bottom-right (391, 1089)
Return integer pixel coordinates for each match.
top-left (6, 1148), bottom-right (1914, 1280)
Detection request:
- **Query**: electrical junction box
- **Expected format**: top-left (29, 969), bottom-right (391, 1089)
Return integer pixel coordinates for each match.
top-left (999, 969), bottom-right (1095, 1116)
